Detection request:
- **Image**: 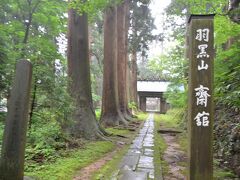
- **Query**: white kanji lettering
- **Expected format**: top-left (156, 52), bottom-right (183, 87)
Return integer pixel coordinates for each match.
top-left (195, 85), bottom-right (210, 107)
top-left (198, 60), bottom-right (209, 71)
top-left (196, 29), bottom-right (210, 42)
top-left (194, 111), bottom-right (210, 127)
top-left (197, 44), bottom-right (210, 58)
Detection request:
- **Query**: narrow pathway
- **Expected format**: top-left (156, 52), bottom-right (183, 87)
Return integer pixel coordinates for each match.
top-left (118, 114), bottom-right (162, 180)
top-left (161, 133), bottom-right (187, 180)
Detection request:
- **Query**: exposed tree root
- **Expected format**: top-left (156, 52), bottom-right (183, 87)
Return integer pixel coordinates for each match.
top-left (70, 107), bottom-right (110, 141)
top-left (123, 111), bottom-right (135, 121)
top-left (100, 112), bottom-right (128, 127)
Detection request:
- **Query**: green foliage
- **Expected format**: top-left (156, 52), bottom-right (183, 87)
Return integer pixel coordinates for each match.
top-left (157, 108), bottom-right (185, 129)
top-left (214, 19), bottom-right (240, 108)
top-left (69, 0), bottom-right (122, 21)
top-left (165, 0), bottom-right (240, 109)
top-left (128, 101), bottom-right (137, 111)
top-left (136, 112), bottom-right (149, 121)
top-left (95, 108), bottom-right (101, 120)
top-left (164, 83), bottom-right (187, 108)
top-left (129, 0), bottom-right (156, 57)
top-left (143, 42), bottom-right (188, 108)
top-left (214, 156), bottom-right (237, 179)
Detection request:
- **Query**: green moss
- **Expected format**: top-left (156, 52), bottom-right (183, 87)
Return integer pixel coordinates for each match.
top-left (25, 141), bottom-right (114, 180)
top-left (106, 128), bottom-right (130, 137)
top-left (91, 145), bottom-right (129, 180)
top-left (154, 114), bottom-right (169, 176)
top-left (157, 108), bottom-right (184, 129)
top-left (137, 112), bottom-right (148, 121)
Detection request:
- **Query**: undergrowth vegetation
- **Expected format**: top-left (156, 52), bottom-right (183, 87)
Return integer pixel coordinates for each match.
top-left (0, 111), bottom-right (114, 179)
top-left (25, 141), bottom-right (114, 180)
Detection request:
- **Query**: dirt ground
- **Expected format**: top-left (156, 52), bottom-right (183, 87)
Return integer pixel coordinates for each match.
top-left (73, 143), bottom-right (123, 180)
top-left (72, 120), bottom-right (143, 180)
top-left (162, 133), bottom-right (187, 180)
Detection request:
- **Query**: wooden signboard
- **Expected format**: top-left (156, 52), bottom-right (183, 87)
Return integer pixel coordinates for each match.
top-left (187, 14), bottom-right (215, 180)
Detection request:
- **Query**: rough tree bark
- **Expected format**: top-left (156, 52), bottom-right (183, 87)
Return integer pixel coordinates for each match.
top-left (67, 8), bottom-right (105, 139)
top-left (131, 50), bottom-right (138, 105)
top-left (124, 0), bottom-right (134, 116)
top-left (100, 6), bottom-right (128, 126)
top-left (117, 1), bottom-right (132, 121)
top-left (126, 63), bottom-right (131, 106)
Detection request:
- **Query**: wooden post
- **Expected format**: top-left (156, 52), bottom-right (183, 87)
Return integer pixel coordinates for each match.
top-left (187, 15), bottom-right (214, 180)
top-left (139, 96), bottom-right (146, 112)
top-left (160, 98), bottom-right (167, 114)
top-left (0, 60), bottom-right (32, 180)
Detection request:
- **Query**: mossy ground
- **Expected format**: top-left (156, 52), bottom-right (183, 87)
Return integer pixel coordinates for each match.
top-left (154, 113), bottom-right (168, 177)
top-left (137, 112), bottom-right (148, 121)
top-left (25, 141), bottom-right (114, 180)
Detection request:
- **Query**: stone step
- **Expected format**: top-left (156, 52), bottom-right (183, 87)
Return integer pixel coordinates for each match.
top-left (118, 170), bottom-right (148, 180)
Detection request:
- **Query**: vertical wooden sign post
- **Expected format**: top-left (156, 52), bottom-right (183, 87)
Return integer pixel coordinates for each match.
top-left (188, 15), bottom-right (214, 180)
top-left (0, 60), bottom-right (32, 180)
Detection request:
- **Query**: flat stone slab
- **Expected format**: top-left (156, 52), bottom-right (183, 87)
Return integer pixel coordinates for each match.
top-left (128, 149), bottom-right (142, 155)
top-left (119, 170), bottom-right (148, 180)
top-left (144, 148), bottom-right (154, 156)
top-left (138, 155), bottom-right (154, 169)
top-left (120, 154), bottom-right (140, 170)
top-left (143, 142), bottom-right (154, 147)
top-left (145, 134), bottom-right (154, 138)
top-left (117, 114), bottom-right (164, 180)
top-left (143, 138), bottom-right (154, 143)
top-left (130, 143), bottom-right (143, 149)
top-left (133, 138), bottom-right (144, 144)
top-left (137, 168), bottom-right (155, 179)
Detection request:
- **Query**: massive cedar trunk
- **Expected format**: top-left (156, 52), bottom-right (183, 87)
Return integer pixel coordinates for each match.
top-left (124, 0), bottom-right (134, 116)
top-left (131, 50), bottom-right (138, 105)
top-left (100, 6), bottom-right (128, 126)
top-left (126, 63), bottom-right (131, 105)
top-left (117, 1), bottom-right (132, 120)
top-left (67, 9), bottom-right (104, 139)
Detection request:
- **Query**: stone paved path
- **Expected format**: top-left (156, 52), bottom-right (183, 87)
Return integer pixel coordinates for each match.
top-left (117, 114), bottom-right (162, 180)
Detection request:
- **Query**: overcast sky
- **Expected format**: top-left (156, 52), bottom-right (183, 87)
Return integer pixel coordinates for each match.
top-left (148, 0), bottom-right (172, 58)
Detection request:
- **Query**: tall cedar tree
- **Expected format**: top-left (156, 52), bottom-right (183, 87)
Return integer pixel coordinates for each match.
top-left (117, 0), bottom-right (132, 120)
top-left (128, 0), bottom-right (155, 105)
top-left (100, 6), bottom-right (128, 126)
top-left (67, 8), bottom-right (105, 139)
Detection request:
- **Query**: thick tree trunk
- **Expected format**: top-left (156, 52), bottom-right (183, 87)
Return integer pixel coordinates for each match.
top-left (117, 2), bottom-right (132, 121)
top-left (131, 50), bottom-right (138, 106)
top-left (126, 63), bottom-right (131, 106)
top-left (124, 0), bottom-right (134, 116)
top-left (100, 6), bottom-right (128, 127)
top-left (67, 9), bottom-right (104, 139)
